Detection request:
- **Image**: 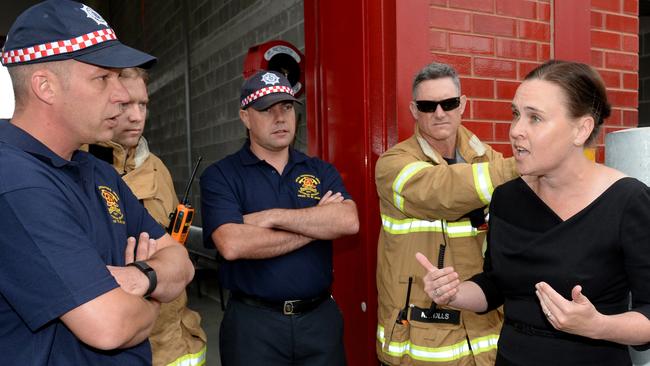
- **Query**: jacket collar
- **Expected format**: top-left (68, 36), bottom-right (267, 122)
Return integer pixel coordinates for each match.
top-left (414, 124), bottom-right (486, 165)
top-left (96, 137), bottom-right (150, 174)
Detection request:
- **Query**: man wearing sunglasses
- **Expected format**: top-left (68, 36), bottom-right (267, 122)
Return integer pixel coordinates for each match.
top-left (375, 62), bottom-right (518, 366)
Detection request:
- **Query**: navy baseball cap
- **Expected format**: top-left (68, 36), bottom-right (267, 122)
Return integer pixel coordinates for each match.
top-left (1, 0), bottom-right (156, 69)
top-left (240, 70), bottom-right (302, 110)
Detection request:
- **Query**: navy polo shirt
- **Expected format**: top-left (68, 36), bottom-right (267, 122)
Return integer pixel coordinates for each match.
top-left (0, 120), bottom-right (164, 365)
top-left (200, 141), bottom-right (352, 301)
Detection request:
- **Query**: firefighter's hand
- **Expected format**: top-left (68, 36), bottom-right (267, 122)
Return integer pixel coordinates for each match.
top-left (318, 190), bottom-right (344, 206)
top-left (535, 282), bottom-right (605, 339)
top-left (124, 232), bottom-right (158, 264)
top-left (106, 265), bottom-right (149, 296)
top-left (416, 252), bottom-right (460, 305)
top-left (106, 233), bottom-right (157, 296)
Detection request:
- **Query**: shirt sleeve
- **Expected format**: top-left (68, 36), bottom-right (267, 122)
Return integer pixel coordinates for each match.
top-left (200, 163), bottom-right (244, 248)
top-left (469, 248), bottom-right (505, 312)
top-left (0, 187), bottom-right (118, 331)
top-left (619, 182), bottom-right (650, 351)
top-left (320, 160), bottom-right (353, 201)
top-left (468, 192), bottom-right (505, 312)
top-left (621, 183), bottom-right (650, 318)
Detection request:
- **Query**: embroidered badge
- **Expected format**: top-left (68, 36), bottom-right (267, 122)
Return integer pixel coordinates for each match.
top-left (296, 174), bottom-right (321, 199)
top-left (261, 72), bottom-right (280, 85)
top-left (80, 4), bottom-right (108, 27)
top-left (98, 185), bottom-right (125, 224)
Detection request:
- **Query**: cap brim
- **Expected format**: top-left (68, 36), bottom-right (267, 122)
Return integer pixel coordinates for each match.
top-left (249, 93), bottom-right (302, 111)
top-left (75, 41), bottom-right (157, 69)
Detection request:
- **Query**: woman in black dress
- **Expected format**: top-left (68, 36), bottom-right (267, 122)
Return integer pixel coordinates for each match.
top-left (417, 60), bottom-right (650, 366)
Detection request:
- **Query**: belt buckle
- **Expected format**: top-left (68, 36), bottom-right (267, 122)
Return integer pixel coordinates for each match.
top-left (283, 300), bottom-right (298, 315)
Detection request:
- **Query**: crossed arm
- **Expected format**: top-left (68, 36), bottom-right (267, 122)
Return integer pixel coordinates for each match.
top-left (62, 233), bottom-right (194, 350)
top-left (213, 191), bottom-right (359, 260)
top-left (109, 232), bottom-right (195, 303)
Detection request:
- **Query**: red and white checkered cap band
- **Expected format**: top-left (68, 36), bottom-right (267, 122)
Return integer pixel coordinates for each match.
top-left (2, 28), bottom-right (117, 65)
top-left (241, 85), bottom-right (295, 108)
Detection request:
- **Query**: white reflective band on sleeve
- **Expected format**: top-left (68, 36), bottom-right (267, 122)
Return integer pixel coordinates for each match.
top-left (381, 215), bottom-right (480, 237)
top-left (472, 162), bottom-right (494, 205)
top-left (166, 346), bottom-right (207, 366)
top-left (392, 161), bottom-right (432, 211)
top-left (377, 325), bottom-right (498, 362)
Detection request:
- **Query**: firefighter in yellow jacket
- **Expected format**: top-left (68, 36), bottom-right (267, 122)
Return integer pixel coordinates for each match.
top-left (375, 62), bottom-right (518, 366)
top-left (88, 67), bottom-right (207, 366)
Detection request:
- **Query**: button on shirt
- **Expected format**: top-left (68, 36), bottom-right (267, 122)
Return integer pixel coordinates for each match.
top-left (0, 120), bottom-right (164, 365)
top-left (200, 141), bottom-right (352, 301)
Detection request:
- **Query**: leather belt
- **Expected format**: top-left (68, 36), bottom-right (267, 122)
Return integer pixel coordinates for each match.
top-left (232, 292), bottom-right (330, 315)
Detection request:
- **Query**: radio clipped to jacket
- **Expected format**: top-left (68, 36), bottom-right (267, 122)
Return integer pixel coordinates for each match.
top-left (167, 157), bottom-right (202, 244)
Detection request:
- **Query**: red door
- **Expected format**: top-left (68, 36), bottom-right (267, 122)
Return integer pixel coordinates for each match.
top-left (304, 1), bottom-right (431, 365)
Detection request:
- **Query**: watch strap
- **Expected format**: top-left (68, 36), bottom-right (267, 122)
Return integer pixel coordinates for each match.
top-left (127, 261), bottom-right (157, 298)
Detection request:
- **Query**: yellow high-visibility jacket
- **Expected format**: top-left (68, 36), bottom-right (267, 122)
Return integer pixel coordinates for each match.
top-left (375, 126), bottom-right (518, 366)
top-left (98, 138), bottom-right (208, 366)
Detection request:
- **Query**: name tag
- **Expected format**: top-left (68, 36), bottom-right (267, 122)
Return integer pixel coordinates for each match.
top-left (410, 305), bottom-right (461, 325)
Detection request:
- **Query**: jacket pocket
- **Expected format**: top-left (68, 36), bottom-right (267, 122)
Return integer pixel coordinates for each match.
top-left (408, 311), bottom-right (471, 366)
top-left (377, 307), bottom-right (410, 365)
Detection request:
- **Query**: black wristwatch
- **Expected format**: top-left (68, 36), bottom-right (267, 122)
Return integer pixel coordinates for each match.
top-left (127, 261), bottom-right (157, 298)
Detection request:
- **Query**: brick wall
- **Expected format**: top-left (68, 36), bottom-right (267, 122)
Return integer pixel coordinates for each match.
top-left (426, 0), bottom-right (639, 162)
top-left (638, 13), bottom-right (650, 128)
top-left (107, 0), bottom-right (305, 225)
top-left (427, 0), bottom-right (552, 156)
top-left (591, 0), bottom-right (639, 161)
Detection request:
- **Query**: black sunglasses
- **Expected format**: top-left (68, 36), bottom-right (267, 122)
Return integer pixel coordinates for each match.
top-left (415, 97), bottom-right (461, 113)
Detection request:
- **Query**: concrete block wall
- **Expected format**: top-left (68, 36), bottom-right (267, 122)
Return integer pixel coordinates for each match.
top-left (107, 0), bottom-right (305, 226)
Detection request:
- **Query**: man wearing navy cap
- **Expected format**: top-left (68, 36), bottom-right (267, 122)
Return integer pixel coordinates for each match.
top-left (0, 1), bottom-right (194, 365)
top-left (201, 70), bottom-right (359, 366)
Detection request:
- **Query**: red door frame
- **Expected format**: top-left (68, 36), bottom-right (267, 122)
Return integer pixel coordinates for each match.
top-left (304, 1), bottom-right (592, 365)
top-left (304, 1), bottom-right (431, 365)
top-left (304, 1), bottom-right (395, 365)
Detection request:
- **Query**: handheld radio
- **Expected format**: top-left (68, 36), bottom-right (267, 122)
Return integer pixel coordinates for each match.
top-left (167, 157), bottom-right (202, 244)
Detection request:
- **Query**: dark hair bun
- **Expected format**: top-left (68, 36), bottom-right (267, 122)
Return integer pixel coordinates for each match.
top-left (598, 102), bottom-right (611, 125)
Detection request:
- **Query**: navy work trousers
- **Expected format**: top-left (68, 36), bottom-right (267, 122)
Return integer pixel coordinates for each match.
top-left (220, 296), bottom-right (346, 366)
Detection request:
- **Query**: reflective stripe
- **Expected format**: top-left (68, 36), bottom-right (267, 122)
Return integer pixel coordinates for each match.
top-left (470, 334), bottom-right (499, 355)
top-left (381, 215), bottom-right (479, 237)
top-left (392, 162), bottom-right (432, 211)
top-left (166, 346), bottom-right (207, 366)
top-left (377, 325), bottom-right (498, 362)
top-left (472, 162), bottom-right (494, 205)
top-left (410, 339), bottom-right (471, 362)
top-left (377, 325), bottom-right (411, 357)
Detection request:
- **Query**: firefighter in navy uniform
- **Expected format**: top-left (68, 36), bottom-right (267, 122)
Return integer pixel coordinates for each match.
top-left (375, 62), bottom-right (518, 365)
top-left (0, 1), bottom-right (194, 365)
top-left (200, 70), bottom-right (359, 366)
